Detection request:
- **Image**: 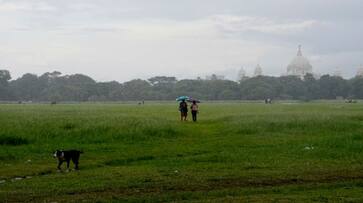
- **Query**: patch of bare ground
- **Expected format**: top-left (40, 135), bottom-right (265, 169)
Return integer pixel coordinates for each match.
top-left (9, 170), bottom-right (363, 202)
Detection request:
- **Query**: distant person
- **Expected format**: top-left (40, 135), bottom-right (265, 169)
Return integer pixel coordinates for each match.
top-left (191, 100), bottom-right (199, 122)
top-left (179, 99), bottom-right (188, 121)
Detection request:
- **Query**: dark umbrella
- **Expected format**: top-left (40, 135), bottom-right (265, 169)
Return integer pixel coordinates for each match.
top-left (187, 98), bottom-right (201, 103)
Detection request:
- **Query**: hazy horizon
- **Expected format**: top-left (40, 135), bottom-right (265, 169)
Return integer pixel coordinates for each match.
top-left (1, 0), bottom-right (362, 82)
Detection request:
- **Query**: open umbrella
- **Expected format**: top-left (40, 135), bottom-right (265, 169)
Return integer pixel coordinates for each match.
top-left (187, 98), bottom-right (201, 103)
top-left (176, 96), bottom-right (189, 102)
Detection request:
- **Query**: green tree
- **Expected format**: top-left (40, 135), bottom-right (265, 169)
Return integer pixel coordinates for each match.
top-left (240, 76), bottom-right (280, 100)
top-left (350, 77), bottom-right (363, 99)
top-left (10, 73), bottom-right (41, 101)
top-left (303, 73), bottom-right (319, 100)
top-left (122, 79), bottom-right (151, 100)
top-left (0, 70), bottom-right (12, 100)
top-left (319, 75), bottom-right (349, 99)
top-left (278, 76), bottom-right (306, 100)
top-left (148, 76), bottom-right (177, 100)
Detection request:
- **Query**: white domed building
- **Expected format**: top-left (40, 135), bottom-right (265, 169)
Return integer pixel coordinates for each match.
top-left (287, 45), bottom-right (313, 78)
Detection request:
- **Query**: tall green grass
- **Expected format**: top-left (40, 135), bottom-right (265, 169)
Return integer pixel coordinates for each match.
top-left (1, 102), bottom-right (363, 202)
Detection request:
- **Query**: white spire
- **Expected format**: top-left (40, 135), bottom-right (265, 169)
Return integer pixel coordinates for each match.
top-left (237, 66), bottom-right (246, 81)
top-left (254, 64), bottom-right (262, 77)
top-left (297, 45), bottom-right (302, 56)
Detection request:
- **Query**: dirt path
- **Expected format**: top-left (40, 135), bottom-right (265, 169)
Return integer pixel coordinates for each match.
top-left (8, 170), bottom-right (363, 202)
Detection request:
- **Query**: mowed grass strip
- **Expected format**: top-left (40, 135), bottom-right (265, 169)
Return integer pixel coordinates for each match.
top-left (0, 102), bottom-right (363, 202)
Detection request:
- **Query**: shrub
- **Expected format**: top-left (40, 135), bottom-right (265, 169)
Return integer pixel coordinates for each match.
top-left (0, 136), bottom-right (29, 146)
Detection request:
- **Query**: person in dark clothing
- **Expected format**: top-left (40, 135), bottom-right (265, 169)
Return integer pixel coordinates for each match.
top-left (190, 100), bottom-right (199, 122)
top-left (179, 99), bottom-right (188, 121)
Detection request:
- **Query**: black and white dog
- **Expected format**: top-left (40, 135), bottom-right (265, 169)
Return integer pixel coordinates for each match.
top-left (53, 150), bottom-right (83, 170)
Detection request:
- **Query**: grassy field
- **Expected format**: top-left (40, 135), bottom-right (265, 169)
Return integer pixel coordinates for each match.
top-left (1, 102), bottom-right (363, 202)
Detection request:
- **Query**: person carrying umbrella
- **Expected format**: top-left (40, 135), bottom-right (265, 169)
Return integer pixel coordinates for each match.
top-left (179, 99), bottom-right (188, 121)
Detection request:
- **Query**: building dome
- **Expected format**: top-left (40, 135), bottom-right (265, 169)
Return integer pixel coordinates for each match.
top-left (287, 45), bottom-right (312, 77)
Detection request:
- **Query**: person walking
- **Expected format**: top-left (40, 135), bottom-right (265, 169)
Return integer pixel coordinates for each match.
top-left (190, 100), bottom-right (199, 122)
top-left (179, 99), bottom-right (188, 121)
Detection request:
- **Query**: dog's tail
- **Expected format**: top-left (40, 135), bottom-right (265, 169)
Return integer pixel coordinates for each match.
top-left (79, 150), bottom-right (84, 154)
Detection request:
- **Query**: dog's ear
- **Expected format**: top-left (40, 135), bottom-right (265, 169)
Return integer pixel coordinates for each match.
top-left (53, 150), bottom-right (58, 157)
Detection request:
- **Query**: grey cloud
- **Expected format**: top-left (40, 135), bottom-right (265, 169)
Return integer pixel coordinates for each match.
top-left (0, 0), bottom-right (362, 80)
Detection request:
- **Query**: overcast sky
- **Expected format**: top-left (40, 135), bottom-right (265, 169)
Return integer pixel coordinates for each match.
top-left (1, 0), bottom-right (362, 81)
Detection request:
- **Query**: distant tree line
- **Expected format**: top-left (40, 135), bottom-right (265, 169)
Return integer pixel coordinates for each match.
top-left (0, 70), bottom-right (363, 101)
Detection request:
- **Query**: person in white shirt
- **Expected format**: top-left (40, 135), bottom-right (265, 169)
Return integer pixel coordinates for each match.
top-left (190, 100), bottom-right (199, 122)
